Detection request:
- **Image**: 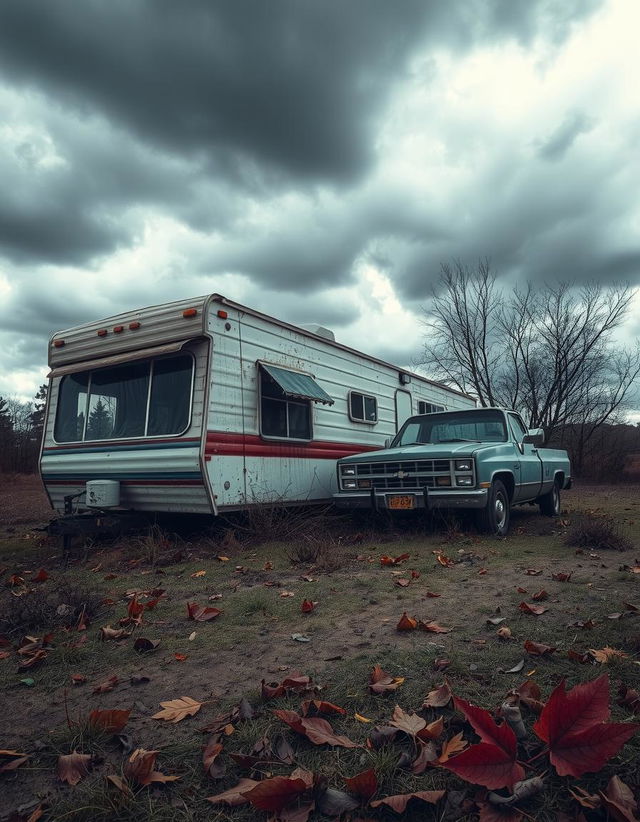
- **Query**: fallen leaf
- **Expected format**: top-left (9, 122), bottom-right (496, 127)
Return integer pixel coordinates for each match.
top-left (354, 712), bottom-right (372, 723)
top-left (418, 620), bottom-right (452, 633)
top-left (487, 617), bottom-right (506, 625)
top-left (203, 738), bottom-right (225, 779)
top-left (600, 774), bottom-right (639, 822)
top-left (525, 569), bottom-right (542, 576)
top-left (369, 664), bottom-right (404, 694)
top-left (531, 590), bottom-right (548, 601)
top-left (300, 700), bottom-right (346, 717)
top-left (518, 602), bottom-right (548, 615)
top-left (105, 774), bottom-right (134, 798)
top-left (500, 659), bottom-right (524, 674)
top-left (552, 572), bottom-right (572, 582)
top-left (124, 748), bottom-right (181, 786)
top-left (133, 637), bottom-right (160, 653)
top-left (423, 680), bottom-right (453, 708)
top-left (0, 750), bottom-right (29, 773)
top-left (516, 586), bottom-right (527, 593)
top-left (617, 683), bottom-right (640, 714)
top-left (243, 773), bottom-right (310, 812)
top-left (397, 612), bottom-right (417, 631)
top-left (70, 673), bottom-right (87, 685)
top-left (190, 570), bottom-right (206, 578)
top-left (187, 603), bottom-right (222, 621)
top-left (344, 767), bottom-right (377, 801)
top-left (497, 627), bottom-right (513, 641)
top-left (153, 696), bottom-right (204, 723)
top-left (273, 710), bottom-right (358, 748)
top-left (435, 552), bottom-right (455, 567)
top-left (438, 731), bottom-right (468, 762)
top-left (207, 778), bottom-right (259, 806)
top-left (57, 751), bottom-right (92, 785)
top-left (515, 680), bottom-right (544, 714)
top-left (280, 591), bottom-right (295, 598)
top-left (370, 790), bottom-right (445, 812)
top-left (174, 653), bottom-right (188, 662)
top-left (380, 553), bottom-right (410, 566)
top-left (389, 705), bottom-right (426, 738)
top-left (33, 569), bottom-right (49, 583)
top-left (524, 640), bottom-right (556, 657)
top-left (300, 599), bottom-right (316, 613)
top-left (93, 675), bottom-right (119, 694)
top-left (434, 657), bottom-right (451, 671)
top-left (88, 709), bottom-right (130, 733)
top-left (100, 625), bottom-right (131, 641)
top-left (589, 647), bottom-right (628, 664)
top-left (533, 674), bottom-right (640, 777)
top-left (424, 591), bottom-right (441, 598)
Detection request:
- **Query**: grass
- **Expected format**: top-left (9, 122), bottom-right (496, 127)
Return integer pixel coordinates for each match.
top-left (1, 484), bottom-right (640, 820)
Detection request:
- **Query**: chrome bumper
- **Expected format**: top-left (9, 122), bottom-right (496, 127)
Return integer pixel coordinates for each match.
top-left (333, 488), bottom-right (488, 511)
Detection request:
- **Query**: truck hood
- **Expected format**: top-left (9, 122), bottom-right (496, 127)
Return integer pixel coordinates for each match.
top-left (342, 442), bottom-right (490, 463)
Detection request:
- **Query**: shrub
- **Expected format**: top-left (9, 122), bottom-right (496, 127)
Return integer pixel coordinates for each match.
top-left (564, 514), bottom-right (632, 552)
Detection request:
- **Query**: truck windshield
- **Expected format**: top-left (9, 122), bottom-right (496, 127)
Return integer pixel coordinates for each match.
top-left (392, 409), bottom-right (507, 447)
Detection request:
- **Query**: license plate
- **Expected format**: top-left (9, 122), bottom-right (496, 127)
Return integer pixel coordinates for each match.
top-left (387, 495), bottom-right (416, 510)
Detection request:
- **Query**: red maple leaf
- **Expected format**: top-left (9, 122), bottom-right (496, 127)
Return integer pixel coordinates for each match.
top-left (440, 697), bottom-right (524, 789)
top-left (533, 674), bottom-right (640, 777)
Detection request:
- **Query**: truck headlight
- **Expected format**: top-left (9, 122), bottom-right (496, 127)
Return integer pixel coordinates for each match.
top-left (341, 466), bottom-right (356, 476)
top-left (456, 476), bottom-right (473, 486)
top-left (455, 459), bottom-right (472, 471)
top-left (342, 479), bottom-right (357, 489)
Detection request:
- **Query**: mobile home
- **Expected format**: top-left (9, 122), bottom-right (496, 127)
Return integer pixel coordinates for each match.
top-left (40, 295), bottom-right (474, 517)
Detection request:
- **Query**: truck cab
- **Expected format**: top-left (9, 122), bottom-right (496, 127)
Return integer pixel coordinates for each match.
top-left (333, 407), bottom-right (571, 535)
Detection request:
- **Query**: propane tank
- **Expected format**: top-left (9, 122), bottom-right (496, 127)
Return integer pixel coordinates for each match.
top-left (86, 480), bottom-right (120, 508)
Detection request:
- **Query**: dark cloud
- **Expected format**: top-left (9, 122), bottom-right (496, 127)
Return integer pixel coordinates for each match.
top-left (537, 111), bottom-right (595, 161)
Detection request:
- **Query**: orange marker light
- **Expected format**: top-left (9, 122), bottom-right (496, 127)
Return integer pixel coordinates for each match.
top-left (129, 321), bottom-right (141, 330)
top-left (97, 329), bottom-right (108, 337)
top-left (217, 309), bottom-right (228, 319)
top-left (53, 339), bottom-right (65, 348)
top-left (113, 325), bottom-right (124, 333)
top-left (183, 308), bottom-right (198, 318)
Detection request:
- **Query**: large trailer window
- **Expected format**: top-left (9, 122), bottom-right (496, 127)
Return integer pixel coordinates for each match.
top-left (54, 354), bottom-right (193, 442)
top-left (260, 370), bottom-right (312, 440)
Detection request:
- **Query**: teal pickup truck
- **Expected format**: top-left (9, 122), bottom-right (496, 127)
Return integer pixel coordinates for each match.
top-left (333, 407), bottom-right (571, 536)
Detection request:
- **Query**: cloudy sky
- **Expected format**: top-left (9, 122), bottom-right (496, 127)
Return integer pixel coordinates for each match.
top-left (1, 0), bottom-right (639, 402)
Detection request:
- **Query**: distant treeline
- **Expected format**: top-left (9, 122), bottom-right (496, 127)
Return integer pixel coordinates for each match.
top-left (0, 385), bottom-right (47, 474)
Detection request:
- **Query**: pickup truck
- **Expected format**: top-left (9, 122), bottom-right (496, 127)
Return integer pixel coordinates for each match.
top-left (333, 407), bottom-right (571, 536)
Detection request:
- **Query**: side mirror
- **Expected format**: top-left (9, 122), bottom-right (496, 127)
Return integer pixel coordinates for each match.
top-left (523, 428), bottom-right (545, 446)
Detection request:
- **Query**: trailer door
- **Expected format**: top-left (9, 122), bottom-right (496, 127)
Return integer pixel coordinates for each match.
top-left (395, 390), bottom-right (413, 431)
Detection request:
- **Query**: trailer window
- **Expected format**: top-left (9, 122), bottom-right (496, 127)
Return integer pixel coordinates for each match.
top-left (260, 369), bottom-right (312, 440)
top-left (54, 354), bottom-right (193, 442)
top-left (418, 401), bottom-right (445, 414)
top-left (349, 391), bottom-right (377, 423)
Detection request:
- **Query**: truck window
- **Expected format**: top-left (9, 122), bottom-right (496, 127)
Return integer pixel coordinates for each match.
top-left (54, 354), bottom-right (193, 442)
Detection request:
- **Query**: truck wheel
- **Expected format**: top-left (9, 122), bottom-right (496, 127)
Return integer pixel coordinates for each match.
top-left (538, 481), bottom-right (561, 517)
top-left (475, 479), bottom-right (510, 536)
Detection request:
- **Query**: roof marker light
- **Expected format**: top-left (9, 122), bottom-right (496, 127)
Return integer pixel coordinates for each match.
top-left (97, 329), bottom-right (108, 337)
top-left (217, 309), bottom-right (228, 319)
top-left (113, 325), bottom-right (124, 333)
top-left (183, 308), bottom-right (198, 318)
top-left (129, 321), bottom-right (141, 330)
top-left (53, 339), bottom-right (65, 348)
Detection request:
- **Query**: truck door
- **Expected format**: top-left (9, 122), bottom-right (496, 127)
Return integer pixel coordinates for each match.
top-left (395, 390), bottom-right (413, 431)
top-left (508, 413), bottom-right (542, 502)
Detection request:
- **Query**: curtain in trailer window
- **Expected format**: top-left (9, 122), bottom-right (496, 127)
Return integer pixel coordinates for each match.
top-left (86, 362), bottom-right (149, 440)
top-left (148, 356), bottom-right (192, 436)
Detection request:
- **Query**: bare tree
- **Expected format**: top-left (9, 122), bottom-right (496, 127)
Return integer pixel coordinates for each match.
top-left (420, 260), bottom-right (640, 472)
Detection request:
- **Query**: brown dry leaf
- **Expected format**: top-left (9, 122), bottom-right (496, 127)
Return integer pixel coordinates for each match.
top-left (497, 626), bottom-right (513, 640)
top-left (105, 774), bottom-right (134, 798)
top-left (0, 750), bottom-right (29, 773)
top-left (600, 774), bottom-right (639, 822)
top-left (418, 716), bottom-right (445, 741)
top-left (371, 790), bottom-right (445, 813)
top-left (369, 664), bottom-right (405, 694)
top-left (88, 709), bottom-right (130, 733)
top-left (279, 591), bottom-right (295, 598)
top-left (524, 640), bottom-right (556, 656)
top-left (423, 680), bottom-right (452, 708)
top-left (190, 570), bottom-right (206, 578)
top-left (516, 586), bottom-right (528, 593)
top-left (207, 778), bottom-right (259, 806)
top-left (424, 591), bottom-right (441, 598)
top-left (519, 602), bottom-right (548, 615)
top-left (395, 578), bottom-right (411, 587)
top-left (437, 731), bottom-right (468, 762)
top-left (380, 552), bottom-right (410, 566)
top-left (589, 646), bottom-right (629, 664)
top-left (203, 738), bottom-right (225, 779)
top-left (418, 620), bottom-right (452, 633)
top-left (389, 705), bottom-right (426, 737)
top-left (187, 602), bottom-right (222, 621)
top-left (617, 683), bottom-right (640, 715)
top-left (525, 569), bottom-right (542, 576)
top-left (93, 675), bottom-right (119, 694)
top-left (552, 572), bottom-right (572, 582)
top-left (300, 700), bottom-right (346, 717)
top-left (435, 552), bottom-right (454, 567)
top-left (152, 696), bottom-right (204, 723)
top-left (397, 612), bottom-right (417, 631)
top-left (124, 748), bottom-right (181, 786)
top-left (434, 657), bottom-right (451, 671)
top-left (57, 751), bottom-right (92, 785)
top-left (515, 680), bottom-right (544, 713)
top-left (532, 590), bottom-right (548, 601)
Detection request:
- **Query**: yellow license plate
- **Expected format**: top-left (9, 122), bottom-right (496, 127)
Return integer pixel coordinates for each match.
top-left (387, 495), bottom-right (416, 510)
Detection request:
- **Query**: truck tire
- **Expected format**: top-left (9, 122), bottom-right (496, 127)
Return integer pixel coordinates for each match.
top-left (538, 480), bottom-right (561, 517)
top-left (475, 479), bottom-right (510, 536)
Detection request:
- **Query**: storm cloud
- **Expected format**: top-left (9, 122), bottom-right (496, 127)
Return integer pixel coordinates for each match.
top-left (1, 0), bottom-right (638, 401)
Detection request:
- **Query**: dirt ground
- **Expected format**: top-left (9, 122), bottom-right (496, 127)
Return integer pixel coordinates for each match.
top-left (1, 476), bottom-right (640, 821)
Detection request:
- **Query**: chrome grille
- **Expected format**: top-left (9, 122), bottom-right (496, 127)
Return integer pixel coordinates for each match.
top-left (346, 459), bottom-right (452, 490)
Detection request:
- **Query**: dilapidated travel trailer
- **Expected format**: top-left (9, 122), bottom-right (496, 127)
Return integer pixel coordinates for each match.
top-left (40, 294), bottom-right (474, 518)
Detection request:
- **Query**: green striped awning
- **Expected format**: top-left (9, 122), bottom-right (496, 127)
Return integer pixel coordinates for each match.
top-left (260, 364), bottom-right (334, 405)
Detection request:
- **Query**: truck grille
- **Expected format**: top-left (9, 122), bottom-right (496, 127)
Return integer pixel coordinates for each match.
top-left (347, 459), bottom-right (451, 490)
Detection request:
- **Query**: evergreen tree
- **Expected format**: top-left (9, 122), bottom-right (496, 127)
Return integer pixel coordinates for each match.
top-left (86, 399), bottom-right (112, 440)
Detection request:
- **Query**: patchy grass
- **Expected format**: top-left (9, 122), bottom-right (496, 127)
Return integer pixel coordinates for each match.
top-left (1, 482), bottom-right (640, 820)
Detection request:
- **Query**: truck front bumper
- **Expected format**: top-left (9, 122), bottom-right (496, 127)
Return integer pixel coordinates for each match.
top-left (333, 488), bottom-right (489, 511)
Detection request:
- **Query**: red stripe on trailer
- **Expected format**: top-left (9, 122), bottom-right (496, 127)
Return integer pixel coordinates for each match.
top-left (205, 431), bottom-right (381, 460)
